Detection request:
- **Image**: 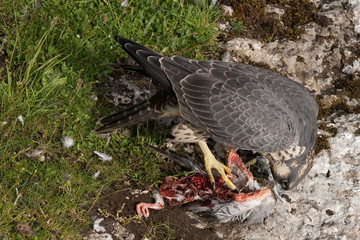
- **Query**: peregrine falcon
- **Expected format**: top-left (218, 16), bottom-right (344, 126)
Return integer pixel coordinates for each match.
top-left (96, 36), bottom-right (318, 190)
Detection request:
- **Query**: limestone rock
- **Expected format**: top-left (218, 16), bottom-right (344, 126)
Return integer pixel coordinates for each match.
top-left (221, 1), bottom-right (359, 94)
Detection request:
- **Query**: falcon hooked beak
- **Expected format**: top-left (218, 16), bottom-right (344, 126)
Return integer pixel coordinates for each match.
top-left (267, 147), bottom-right (316, 190)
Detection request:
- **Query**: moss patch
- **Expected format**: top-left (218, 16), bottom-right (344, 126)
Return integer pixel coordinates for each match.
top-left (316, 95), bottom-right (360, 122)
top-left (314, 134), bottom-right (331, 155)
top-left (218, 0), bottom-right (317, 41)
top-left (334, 75), bottom-right (360, 100)
top-left (317, 96), bottom-right (349, 120)
top-left (315, 89), bottom-right (360, 155)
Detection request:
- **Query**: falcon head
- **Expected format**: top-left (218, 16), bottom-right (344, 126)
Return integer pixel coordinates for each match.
top-left (266, 147), bottom-right (315, 190)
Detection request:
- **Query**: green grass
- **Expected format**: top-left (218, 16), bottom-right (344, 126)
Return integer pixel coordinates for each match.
top-left (0, 0), bottom-right (220, 238)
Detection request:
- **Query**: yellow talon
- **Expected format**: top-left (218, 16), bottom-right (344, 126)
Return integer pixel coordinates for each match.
top-left (198, 140), bottom-right (236, 190)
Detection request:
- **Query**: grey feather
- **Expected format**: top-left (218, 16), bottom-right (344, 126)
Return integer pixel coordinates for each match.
top-left (147, 146), bottom-right (207, 175)
top-left (186, 195), bottom-right (276, 224)
top-left (96, 91), bottom-right (176, 132)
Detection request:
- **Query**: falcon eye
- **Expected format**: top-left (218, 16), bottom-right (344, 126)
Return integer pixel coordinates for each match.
top-left (280, 180), bottom-right (290, 190)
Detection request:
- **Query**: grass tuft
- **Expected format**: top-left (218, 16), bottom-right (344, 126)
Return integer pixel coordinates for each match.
top-left (0, 0), bottom-right (220, 238)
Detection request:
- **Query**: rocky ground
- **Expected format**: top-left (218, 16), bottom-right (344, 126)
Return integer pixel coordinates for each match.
top-left (86, 0), bottom-right (360, 239)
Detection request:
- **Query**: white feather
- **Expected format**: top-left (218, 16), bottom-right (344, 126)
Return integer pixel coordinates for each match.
top-left (176, 194), bottom-right (186, 202)
top-left (93, 151), bottom-right (113, 161)
top-left (93, 218), bottom-right (106, 233)
top-left (62, 136), bottom-right (74, 148)
top-left (23, 149), bottom-right (43, 158)
top-left (17, 115), bottom-right (24, 126)
top-left (92, 170), bottom-right (100, 179)
top-left (152, 190), bottom-right (165, 206)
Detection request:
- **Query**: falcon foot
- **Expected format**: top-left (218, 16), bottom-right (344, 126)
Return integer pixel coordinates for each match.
top-left (198, 140), bottom-right (237, 191)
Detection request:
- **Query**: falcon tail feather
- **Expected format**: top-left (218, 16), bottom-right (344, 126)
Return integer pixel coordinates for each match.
top-left (114, 35), bottom-right (173, 93)
top-left (147, 146), bottom-right (207, 175)
top-left (95, 101), bottom-right (152, 132)
top-left (105, 63), bottom-right (150, 76)
top-left (96, 91), bottom-right (172, 133)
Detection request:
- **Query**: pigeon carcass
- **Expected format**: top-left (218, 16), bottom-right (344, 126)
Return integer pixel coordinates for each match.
top-left (136, 148), bottom-right (278, 224)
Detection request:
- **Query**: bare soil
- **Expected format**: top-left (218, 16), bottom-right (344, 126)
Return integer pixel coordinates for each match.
top-left (86, 188), bottom-right (222, 240)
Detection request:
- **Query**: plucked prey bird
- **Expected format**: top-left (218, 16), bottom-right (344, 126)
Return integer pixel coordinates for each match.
top-left (136, 148), bottom-right (278, 223)
top-left (96, 36), bottom-right (318, 190)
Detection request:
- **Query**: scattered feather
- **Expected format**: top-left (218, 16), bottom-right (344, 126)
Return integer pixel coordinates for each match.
top-left (221, 5), bottom-right (234, 17)
top-left (34, 0), bottom-right (41, 8)
top-left (342, 59), bottom-right (360, 74)
top-left (23, 149), bottom-right (43, 158)
top-left (92, 170), bottom-right (101, 179)
top-left (62, 136), bottom-right (74, 148)
top-left (1, 121), bottom-right (7, 126)
top-left (17, 115), bottom-right (24, 126)
top-left (131, 189), bottom-right (149, 195)
top-left (222, 51), bottom-right (231, 62)
top-left (121, 0), bottom-right (129, 7)
top-left (93, 218), bottom-right (106, 233)
top-left (121, 129), bottom-right (131, 137)
top-left (13, 187), bottom-right (22, 206)
top-left (22, 5), bottom-right (29, 18)
top-left (89, 94), bottom-right (98, 101)
top-left (105, 136), bottom-right (111, 146)
top-left (348, 1), bottom-right (360, 33)
top-left (93, 151), bottom-right (113, 161)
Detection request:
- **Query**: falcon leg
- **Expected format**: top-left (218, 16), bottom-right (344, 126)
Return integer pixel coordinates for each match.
top-left (227, 149), bottom-right (253, 191)
top-left (198, 140), bottom-right (237, 191)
